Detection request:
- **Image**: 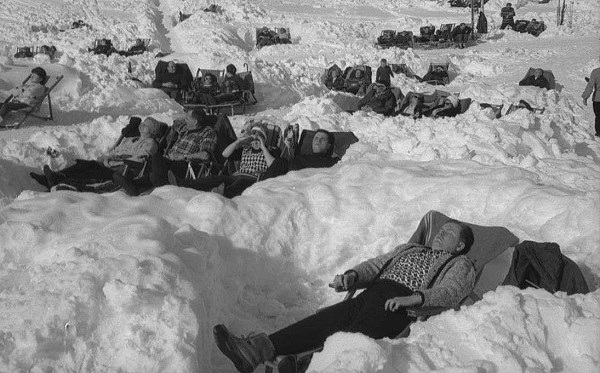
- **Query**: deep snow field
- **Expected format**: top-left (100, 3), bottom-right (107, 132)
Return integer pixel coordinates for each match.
top-left (0, 0), bottom-right (599, 372)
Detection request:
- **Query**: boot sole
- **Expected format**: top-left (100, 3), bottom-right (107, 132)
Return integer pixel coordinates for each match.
top-left (213, 324), bottom-right (254, 373)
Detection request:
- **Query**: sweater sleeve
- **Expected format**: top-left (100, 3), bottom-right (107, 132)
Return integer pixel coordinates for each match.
top-left (350, 244), bottom-right (414, 288)
top-left (419, 256), bottom-right (476, 308)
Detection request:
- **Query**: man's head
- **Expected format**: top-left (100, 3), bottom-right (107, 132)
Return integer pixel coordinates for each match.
top-left (459, 22), bottom-right (466, 27)
top-left (331, 69), bottom-right (340, 78)
top-left (140, 117), bottom-right (164, 139)
top-left (534, 68), bottom-right (543, 79)
top-left (435, 66), bottom-right (444, 73)
top-left (380, 58), bottom-right (388, 67)
top-left (204, 74), bottom-right (216, 85)
top-left (312, 129), bottom-right (334, 155)
top-left (444, 95), bottom-right (459, 108)
top-left (167, 61), bottom-right (177, 74)
top-left (431, 221), bottom-right (474, 255)
top-left (355, 69), bottom-right (363, 79)
top-left (249, 125), bottom-right (267, 150)
top-left (506, 3), bottom-right (512, 6)
top-left (185, 108), bottom-right (207, 129)
top-left (226, 64), bottom-right (237, 76)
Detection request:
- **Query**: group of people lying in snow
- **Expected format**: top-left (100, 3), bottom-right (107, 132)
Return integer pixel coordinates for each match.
top-left (88, 38), bottom-right (148, 57)
top-left (13, 45), bottom-right (58, 59)
top-left (29, 108), bottom-right (340, 198)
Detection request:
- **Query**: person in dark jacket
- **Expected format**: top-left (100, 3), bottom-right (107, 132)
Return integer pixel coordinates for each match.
top-left (357, 82), bottom-right (396, 116)
top-left (500, 3), bottom-right (516, 30)
top-left (88, 39), bottom-right (117, 56)
top-left (261, 129), bottom-right (339, 180)
top-left (324, 68), bottom-right (345, 91)
top-left (345, 68), bottom-right (369, 95)
top-left (151, 61), bottom-right (189, 99)
top-left (426, 95), bottom-right (461, 118)
top-left (375, 59), bottom-right (394, 87)
top-left (119, 38), bottom-right (147, 57)
top-left (451, 23), bottom-right (472, 49)
top-left (215, 64), bottom-right (246, 103)
top-left (519, 68), bottom-right (550, 90)
top-left (213, 220), bottom-right (476, 373)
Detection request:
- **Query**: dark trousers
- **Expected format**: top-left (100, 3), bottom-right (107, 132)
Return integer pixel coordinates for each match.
top-left (593, 101), bottom-right (600, 136)
top-left (182, 174), bottom-right (257, 198)
top-left (0, 101), bottom-right (29, 118)
top-left (269, 280), bottom-right (414, 356)
top-left (454, 33), bottom-right (469, 43)
top-left (500, 20), bottom-right (515, 30)
top-left (150, 154), bottom-right (189, 187)
top-left (61, 160), bottom-right (115, 182)
top-left (260, 158), bottom-right (288, 181)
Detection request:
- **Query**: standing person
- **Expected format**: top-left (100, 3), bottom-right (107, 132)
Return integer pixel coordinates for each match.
top-left (0, 67), bottom-right (47, 124)
top-left (213, 220), bottom-right (476, 373)
top-left (500, 3), bottom-right (516, 30)
top-left (583, 61), bottom-right (600, 137)
top-left (375, 59), bottom-right (394, 87)
top-left (451, 23), bottom-right (472, 49)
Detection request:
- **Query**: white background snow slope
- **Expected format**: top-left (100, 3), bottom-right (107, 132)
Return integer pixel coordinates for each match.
top-left (0, 0), bottom-right (599, 372)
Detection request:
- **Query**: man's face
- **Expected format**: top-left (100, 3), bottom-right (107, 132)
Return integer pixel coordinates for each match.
top-left (356, 70), bottom-right (363, 78)
top-left (167, 62), bottom-right (176, 73)
top-left (185, 112), bottom-right (199, 129)
top-left (435, 67), bottom-right (444, 73)
top-left (431, 222), bottom-right (465, 254)
top-left (312, 132), bottom-right (331, 154)
top-left (332, 70), bottom-right (339, 78)
top-left (534, 69), bottom-right (543, 79)
top-left (30, 72), bottom-right (43, 83)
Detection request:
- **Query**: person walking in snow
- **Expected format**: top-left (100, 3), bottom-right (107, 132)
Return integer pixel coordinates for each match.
top-left (500, 3), bottom-right (516, 30)
top-left (213, 220), bottom-right (476, 373)
top-left (582, 62), bottom-right (600, 137)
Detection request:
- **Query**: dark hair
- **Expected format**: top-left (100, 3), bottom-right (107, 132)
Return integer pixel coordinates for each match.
top-left (314, 129), bottom-right (335, 156)
top-left (446, 219), bottom-right (474, 254)
top-left (189, 107), bottom-right (207, 124)
top-left (380, 58), bottom-right (387, 63)
top-left (226, 64), bottom-right (237, 75)
top-left (31, 67), bottom-right (47, 83)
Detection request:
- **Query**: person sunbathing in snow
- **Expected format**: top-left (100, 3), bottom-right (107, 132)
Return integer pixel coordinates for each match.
top-left (357, 82), bottom-right (397, 116)
top-left (425, 94), bottom-right (461, 118)
top-left (30, 117), bottom-right (164, 189)
top-left (260, 129), bottom-right (339, 180)
top-left (0, 67), bottom-right (47, 125)
top-left (519, 68), bottom-right (550, 90)
top-left (213, 220), bottom-right (476, 373)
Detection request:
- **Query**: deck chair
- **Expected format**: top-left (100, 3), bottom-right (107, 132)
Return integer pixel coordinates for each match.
top-left (375, 30), bottom-right (397, 49)
top-left (296, 130), bottom-right (358, 159)
top-left (35, 45), bottom-right (57, 59)
top-left (264, 210), bottom-right (519, 373)
top-left (1, 75), bottom-right (64, 129)
top-left (439, 23), bottom-right (454, 42)
top-left (395, 31), bottom-right (414, 49)
top-left (320, 64), bottom-right (344, 87)
top-left (14, 46), bottom-right (34, 58)
top-left (275, 27), bottom-right (292, 44)
top-left (514, 20), bottom-right (530, 33)
top-left (239, 63), bottom-right (258, 105)
top-left (153, 60), bottom-right (193, 102)
top-left (459, 98), bottom-right (472, 114)
top-left (526, 21), bottom-right (546, 37)
top-left (423, 62), bottom-right (450, 85)
top-left (343, 65), bottom-right (372, 95)
top-left (390, 63), bottom-right (416, 79)
top-left (521, 68), bottom-right (556, 90)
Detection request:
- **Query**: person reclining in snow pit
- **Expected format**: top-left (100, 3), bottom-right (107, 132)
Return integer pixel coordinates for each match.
top-left (424, 94), bottom-right (461, 118)
top-left (167, 123), bottom-right (278, 198)
top-left (213, 220), bottom-right (476, 373)
top-left (30, 117), bottom-right (164, 189)
top-left (0, 67), bottom-right (47, 125)
top-left (518, 68), bottom-right (550, 90)
top-left (357, 81), bottom-right (397, 116)
top-left (214, 64), bottom-right (247, 104)
top-left (260, 129), bottom-right (339, 180)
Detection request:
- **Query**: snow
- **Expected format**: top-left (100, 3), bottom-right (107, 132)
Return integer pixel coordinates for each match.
top-left (0, 0), bottom-right (599, 372)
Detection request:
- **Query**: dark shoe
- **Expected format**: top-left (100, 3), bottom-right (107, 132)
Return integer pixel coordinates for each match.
top-left (43, 165), bottom-right (65, 187)
top-left (30, 172), bottom-right (49, 189)
top-left (113, 173), bottom-right (139, 196)
top-left (213, 324), bottom-right (276, 373)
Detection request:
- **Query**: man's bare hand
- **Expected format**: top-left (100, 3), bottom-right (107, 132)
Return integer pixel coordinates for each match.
top-left (328, 272), bottom-right (357, 292)
top-left (384, 295), bottom-right (421, 312)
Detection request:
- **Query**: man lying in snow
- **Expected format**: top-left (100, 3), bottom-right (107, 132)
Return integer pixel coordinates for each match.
top-left (213, 220), bottom-right (476, 373)
top-left (519, 68), bottom-right (550, 90)
top-left (357, 82), bottom-right (397, 116)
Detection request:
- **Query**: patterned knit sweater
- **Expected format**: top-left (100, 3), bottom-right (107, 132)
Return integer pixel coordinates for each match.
top-left (350, 243), bottom-right (476, 308)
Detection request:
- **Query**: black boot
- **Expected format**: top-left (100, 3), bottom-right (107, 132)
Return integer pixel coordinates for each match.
top-left (43, 165), bottom-right (65, 187)
top-left (30, 172), bottom-right (49, 189)
top-left (213, 324), bottom-right (276, 373)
